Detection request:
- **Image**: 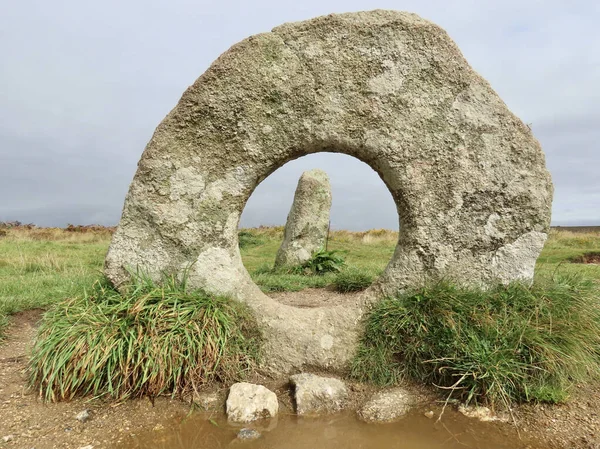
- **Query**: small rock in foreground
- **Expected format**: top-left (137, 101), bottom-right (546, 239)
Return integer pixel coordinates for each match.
top-left (226, 383), bottom-right (278, 423)
top-left (237, 428), bottom-right (261, 440)
top-left (458, 405), bottom-right (506, 422)
top-left (290, 373), bottom-right (348, 415)
top-left (75, 410), bottom-right (90, 423)
top-left (358, 387), bottom-right (415, 423)
top-left (2, 435), bottom-right (15, 443)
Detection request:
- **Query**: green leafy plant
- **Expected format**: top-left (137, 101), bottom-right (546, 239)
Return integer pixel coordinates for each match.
top-left (28, 276), bottom-right (261, 402)
top-left (352, 275), bottom-right (600, 407)
top-left (301, 248), bottom-right (346, 275)
top-left (334, 268), bottom-right (374, 292)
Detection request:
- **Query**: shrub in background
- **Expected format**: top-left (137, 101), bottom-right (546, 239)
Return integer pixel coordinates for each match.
top-left (352, 275), bottom-right (600, 407)
top-left (29, 276), bottom-right (261, 402)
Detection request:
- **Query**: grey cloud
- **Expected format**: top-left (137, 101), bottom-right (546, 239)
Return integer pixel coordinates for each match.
top-left (240, 153), bottom-right (398, 231)
top-left (1, 0), bottom-right (598, 228)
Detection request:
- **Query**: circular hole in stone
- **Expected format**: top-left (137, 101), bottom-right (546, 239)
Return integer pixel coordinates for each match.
top-left (239, 152), bottom-right (399, 308)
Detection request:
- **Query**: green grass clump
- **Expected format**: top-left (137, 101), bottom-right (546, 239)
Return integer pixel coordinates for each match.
top-left (28, 276), bottom-right (261, 402)
top-left (252, 271), bottom-right (335, 292)
top-left (352, 276), bottom-right (600, 407)
top-left (238, 230), bottom-right (265, 249)
top-left (247, 248), bottom-right (348, 292)
top-left (334, 268), bottom-right (374, 292)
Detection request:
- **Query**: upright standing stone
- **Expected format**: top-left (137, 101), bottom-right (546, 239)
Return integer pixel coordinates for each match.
top-left (274, 169), bottom-right (332, 268)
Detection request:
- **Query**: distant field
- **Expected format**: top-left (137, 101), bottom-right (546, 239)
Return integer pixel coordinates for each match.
top-left (552, 226), bottom-right (600, 233)
top-left (1, 224), bottom-right (599, 336)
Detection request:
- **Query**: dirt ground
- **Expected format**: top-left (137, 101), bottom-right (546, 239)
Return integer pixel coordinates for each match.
top-left (1, 307), bottom-right (599, 449)
top-left (570, 252), bottom-right (600, 264)
top-left (267, 288), bottom-right (361, 308)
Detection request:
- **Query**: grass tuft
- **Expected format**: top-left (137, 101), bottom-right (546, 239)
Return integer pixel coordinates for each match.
top-left (352, 275), bottom-right (600, 407)
top-left (28, 276), bottom-right (261, 402)
top-left (238, 230), bottom-right (265, 249)
top-left (334, 268), bottom-right (374, 292)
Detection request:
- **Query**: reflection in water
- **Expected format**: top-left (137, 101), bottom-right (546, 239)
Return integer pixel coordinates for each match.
top-left (118, 410), bottom-right (539, 449)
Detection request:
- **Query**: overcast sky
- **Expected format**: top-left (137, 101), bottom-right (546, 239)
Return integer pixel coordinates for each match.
top-left (1, 1), bottom-right (598, 230)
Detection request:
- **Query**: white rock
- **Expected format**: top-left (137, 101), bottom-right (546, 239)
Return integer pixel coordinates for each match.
top-left (75, 409), bottom-right (90, 423)
top-left (458, 405), bottom-right (506, 422)
top-left (226, 383), bottom-right (278, 423)
top-left (358, 388), bottom-right (415, 422)
top-left (2, 435), bottom-right (14, 443)
top-left (290, 373), bottom-right (348, 415)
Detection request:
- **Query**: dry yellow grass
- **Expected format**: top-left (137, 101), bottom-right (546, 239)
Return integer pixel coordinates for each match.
top-left (0, 227), bottom-right (113, 243)
top-left (238, 226), bottom-right (399, 245)
top-left (329, 228), bottom-right (398, 244)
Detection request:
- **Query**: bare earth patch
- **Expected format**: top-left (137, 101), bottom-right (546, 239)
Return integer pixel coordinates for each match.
top-left (570, 252), bottom-right (600, 264)
top-left (267, 287), bottom-right (361, 308)
top-left (515, 386), bottom-right (600, 449)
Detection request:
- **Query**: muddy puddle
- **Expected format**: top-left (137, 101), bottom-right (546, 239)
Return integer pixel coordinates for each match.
top-left (117, 410), bottom-right (541, 449)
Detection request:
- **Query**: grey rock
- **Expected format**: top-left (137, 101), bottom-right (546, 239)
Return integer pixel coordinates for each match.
top-left (358, 388), bottom-right (414, 422)
top-left (237, 428), bottom-right (261, 440)
top-left (75, 410), bottom-right (90, 423)
top-left (274, 169), bottom-right (332, 268)
top-left (290, 373), bottom-right (347, 415)
top-left (105, 10), bottom-right (553, 373)
top-left (226, 383), bottom-right (279, 423)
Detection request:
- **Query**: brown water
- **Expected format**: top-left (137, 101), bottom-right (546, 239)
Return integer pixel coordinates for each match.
top-left (118, 410), bottom-right (540, 449)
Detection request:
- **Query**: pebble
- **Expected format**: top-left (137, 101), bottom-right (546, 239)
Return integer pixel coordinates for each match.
top-left (2, 435), bottom-right (15, 443)
top-left (76, 410), bottom-right (90, 423)
top-left (424, 411), bottom-right (434, 419)
top-left (237, 428), bottom-right (261, 440)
